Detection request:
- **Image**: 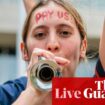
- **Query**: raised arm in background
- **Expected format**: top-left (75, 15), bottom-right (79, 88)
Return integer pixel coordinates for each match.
top-left (23, 0), bottom-right (35, 13)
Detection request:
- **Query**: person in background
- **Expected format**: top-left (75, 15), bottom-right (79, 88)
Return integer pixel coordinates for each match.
top-left (95, 20), bottom-right (105, 77)
top-left (0, 0), bottom-right (104, 105)
top-left (100, 20), bottom-right (105, 70)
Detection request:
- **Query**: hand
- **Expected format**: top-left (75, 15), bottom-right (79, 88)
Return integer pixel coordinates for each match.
top-left (13, 48), bottom-right (70, 105)
top-left (27, 48), bottom-right (70, 104)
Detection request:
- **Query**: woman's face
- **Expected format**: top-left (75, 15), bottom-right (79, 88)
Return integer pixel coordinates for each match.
top-left (22, 1), bottom-right (86, 77)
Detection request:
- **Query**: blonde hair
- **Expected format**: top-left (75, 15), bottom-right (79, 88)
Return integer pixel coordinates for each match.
top-left (22, 0), bottom-right (87, 44)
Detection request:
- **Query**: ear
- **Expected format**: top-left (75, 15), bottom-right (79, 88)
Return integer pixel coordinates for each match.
top-left (80, 37), bottom-right (87, 59)
top-left (20, 42), bottom-right (29, 61)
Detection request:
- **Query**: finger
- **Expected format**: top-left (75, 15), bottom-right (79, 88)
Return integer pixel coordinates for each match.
top-left (32, 48), bottom-right (55, 60)
top-left (27, 48), bottom-right (55, 75)
top-left (54, 56), bottom-right (70, 66)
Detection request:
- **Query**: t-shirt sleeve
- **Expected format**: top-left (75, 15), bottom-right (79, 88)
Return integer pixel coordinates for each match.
top-left (0, 76), bottom-right (27, 105)
top-left (95, 59), bottom-right (105, 77)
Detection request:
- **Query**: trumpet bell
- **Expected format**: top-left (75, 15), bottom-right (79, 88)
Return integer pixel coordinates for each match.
top-left (30, 60), bottom-right (61, 92)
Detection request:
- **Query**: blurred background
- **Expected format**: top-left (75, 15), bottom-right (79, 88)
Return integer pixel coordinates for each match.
top-left (0, 0), bottom-right (105, 83)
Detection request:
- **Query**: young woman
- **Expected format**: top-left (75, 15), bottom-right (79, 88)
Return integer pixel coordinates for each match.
top-left (13, 0), bottom-right (87, 104)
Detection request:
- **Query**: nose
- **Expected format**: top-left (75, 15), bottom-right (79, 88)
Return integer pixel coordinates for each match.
top-left (46, 36), bottom-right (60, 52)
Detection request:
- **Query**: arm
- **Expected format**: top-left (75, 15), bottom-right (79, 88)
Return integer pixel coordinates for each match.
top-left (23, 0), bottom-right (35, 14)
top-left (99, 19), bottom-right (105, 70)
top-left (0, 77), bottom-right (27, 105)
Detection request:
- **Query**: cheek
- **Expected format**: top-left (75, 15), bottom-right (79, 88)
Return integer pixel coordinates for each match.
top-left (26, 38), bottom-right (46, 57)
top-left (62, 39), bottom-right (81, 60)
top-left (26, 37), bottom-right (37, 57)
top-left (26, 42), bottom-right (35, 57)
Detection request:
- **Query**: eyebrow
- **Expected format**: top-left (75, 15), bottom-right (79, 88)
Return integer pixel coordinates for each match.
top-left (31, 23), bottom-right (75, 32)
top-left (56, 24), bottom-right (74, 31)
top-left (32, 25), bottom-right (48, 30)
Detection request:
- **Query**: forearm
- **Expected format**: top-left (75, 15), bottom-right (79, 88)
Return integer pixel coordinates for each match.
top-left (12, 87), bottom-right (51, 105)
top-left (12, 88), bottom-right (38, 105)
top-left (23, 0), bottom-right (35, 14)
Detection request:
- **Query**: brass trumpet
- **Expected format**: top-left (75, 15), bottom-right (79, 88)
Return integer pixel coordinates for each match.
top-left (30, 57), bottom-right (62, 92)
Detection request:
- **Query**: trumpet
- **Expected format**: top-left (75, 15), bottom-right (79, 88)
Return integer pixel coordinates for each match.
top-left (30, 57), bottom-right (62, 92)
